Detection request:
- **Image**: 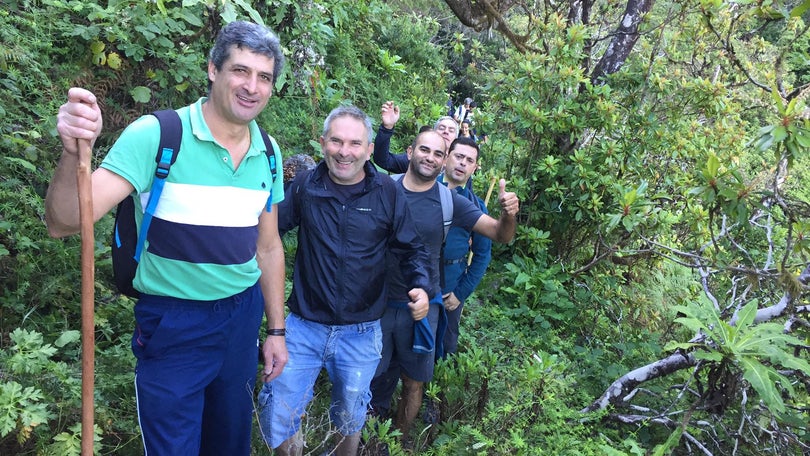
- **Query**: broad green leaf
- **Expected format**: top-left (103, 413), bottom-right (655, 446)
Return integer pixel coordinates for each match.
top-left (221, 2), bottom-right (236, 23)
top-left (735, 323), bottom-right (796, 353)
top-left (89, 40), bottom-right (105, 55)
top-left (130, 86), bottom-right (152, 103)
top-left (794, 128), bottom-right (810, 147)
top-left (770, 85), bottom-right (785, 114)
top-left (785, 96), bottom-right (798, 116)
top-left (651, 426), bottom-right (683, 456)
top-left (754, 133), bottom-right (775, 152)
top-left (674, 317), bottom-right (707, 334)
top-left (772, 125), bottom-right (787, 142)
top-left (54, 330), bottom-right (80, 348)
top-left (707, 304), bottom-right (733, 345)
top-left (693, 351), bottom-right (723, 362)
top-left (775, 351), bottom-right (810, 375)
top-left (740, 357), bottom-right (785, 413)
top-left (706, 154), bottom-right (720, 177)
top-left (106, 52), bottom-right (122, 69)
top-left (790, 0), bottom-right (810, 17)
top-left (5, 157), bottom-right (36, 172)
top-left (733, 300), bottom-right (758, 331)
top-left (179, 10), bottom-right (204, 27)
top-left (232, 0), bottom-right (264, 25)
top-left (663, 342), bottom-right (701, 352)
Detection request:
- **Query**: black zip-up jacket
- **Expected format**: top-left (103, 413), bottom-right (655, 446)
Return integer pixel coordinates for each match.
top-left (279, 161), bottom-right (433, 324)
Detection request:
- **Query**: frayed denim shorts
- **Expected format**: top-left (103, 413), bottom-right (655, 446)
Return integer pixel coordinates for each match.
top-left (257, 313), bottom-right (382, 448)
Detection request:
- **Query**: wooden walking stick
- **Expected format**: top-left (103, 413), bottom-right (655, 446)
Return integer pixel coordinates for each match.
top-left (77, 138), bottom-right (95, 455)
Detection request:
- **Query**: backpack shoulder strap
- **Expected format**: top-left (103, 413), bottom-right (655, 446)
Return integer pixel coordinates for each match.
top-left (151, 110), bottom-right (182, 175)
top-left (438, 183), bottom-right (453, 242)
top-left (134, 109), bottom-right (182, 261)
top-left (258, 128), bottom-right (280, 184)
top-left (259, 128), bottom-right (281, 210)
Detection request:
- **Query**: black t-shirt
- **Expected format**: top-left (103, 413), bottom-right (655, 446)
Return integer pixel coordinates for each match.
top-left (323, 173), bottom-right (366, 203)
top-left (386, 182), bottom-right (482, 301)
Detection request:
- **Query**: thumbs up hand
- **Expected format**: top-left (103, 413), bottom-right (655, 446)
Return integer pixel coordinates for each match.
top-left (498, 179), bottom-right (519, 217)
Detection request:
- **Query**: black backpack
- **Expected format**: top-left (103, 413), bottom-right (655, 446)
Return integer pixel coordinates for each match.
top-left (111, 109), bottom-right (280, 298)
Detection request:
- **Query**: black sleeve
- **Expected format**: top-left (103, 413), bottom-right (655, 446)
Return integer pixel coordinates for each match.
top-left (373, 126), bottom-right (409, 174)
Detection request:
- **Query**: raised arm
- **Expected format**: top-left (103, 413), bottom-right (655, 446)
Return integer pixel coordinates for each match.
top-left (372, 101), bottom-right (409, 174)
top-left (45, 88), bottom-right (133, 238)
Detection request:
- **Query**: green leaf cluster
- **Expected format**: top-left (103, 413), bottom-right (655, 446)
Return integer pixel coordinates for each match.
top-left (668, 299), bottom-right (810, 417)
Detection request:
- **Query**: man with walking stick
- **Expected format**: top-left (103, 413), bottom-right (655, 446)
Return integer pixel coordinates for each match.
top-left (45, 21), bottom-right (287, 455)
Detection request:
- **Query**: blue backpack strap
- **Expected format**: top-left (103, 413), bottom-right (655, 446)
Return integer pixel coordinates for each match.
top-left (134, 109), bottom-right (182, 261)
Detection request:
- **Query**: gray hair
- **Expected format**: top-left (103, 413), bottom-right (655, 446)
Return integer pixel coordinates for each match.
top-left (208, 21), bottom-right (285, 84)
top-left (433, 116), bottom-right (460, 138)
top-left (322, 105), bottom-right (374, 144)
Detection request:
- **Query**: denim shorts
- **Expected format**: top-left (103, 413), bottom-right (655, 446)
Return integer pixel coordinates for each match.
top-left (257, 313), bottom-right (382, 448)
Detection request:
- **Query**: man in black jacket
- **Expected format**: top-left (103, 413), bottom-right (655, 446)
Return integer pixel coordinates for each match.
top-left (258, 105), bottom-right (432, 456)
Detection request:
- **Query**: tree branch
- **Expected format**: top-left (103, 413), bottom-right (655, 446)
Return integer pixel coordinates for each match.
top-left (582, 349), bottom-right (697, 412)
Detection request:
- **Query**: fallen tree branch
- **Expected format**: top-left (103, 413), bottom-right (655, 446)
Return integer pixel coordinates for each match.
top-left (582, 350), bottom-right (696, 412)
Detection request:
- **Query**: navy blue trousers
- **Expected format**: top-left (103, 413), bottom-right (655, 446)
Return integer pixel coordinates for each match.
top-left (132, 283), bottom-right (263, 456)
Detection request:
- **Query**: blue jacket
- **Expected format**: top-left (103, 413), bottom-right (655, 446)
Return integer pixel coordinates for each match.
top-left (279, 161), bottom-right (433, 324)
top-left (439, 175), bottom-right (492, 301)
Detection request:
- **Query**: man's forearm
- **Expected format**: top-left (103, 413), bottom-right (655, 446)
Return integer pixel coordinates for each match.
top-left (259, 244), bottom-right (286, 329)
top-left (494, 214), bottom-right (517, 244)
top-left (45, 150), bottom-right (83, 237)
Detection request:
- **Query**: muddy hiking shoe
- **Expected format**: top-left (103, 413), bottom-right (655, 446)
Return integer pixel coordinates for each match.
top-left (422, 397), bottom-right (440, 425)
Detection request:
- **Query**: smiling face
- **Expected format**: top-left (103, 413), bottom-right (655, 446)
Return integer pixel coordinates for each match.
top-left (444, 143), bottom-right (479, 186)
top-left (207, 45), bottom-right (275, 126)
top-left (408, 130), bottom-right (447, 183)
top-left (434, 118), bottom-right (459, 146)
top-left (320, 115), bottom-right (373, 185)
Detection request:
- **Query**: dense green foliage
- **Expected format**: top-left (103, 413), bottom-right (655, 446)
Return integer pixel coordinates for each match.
top-left (1, 0), bottom-right (809, 454)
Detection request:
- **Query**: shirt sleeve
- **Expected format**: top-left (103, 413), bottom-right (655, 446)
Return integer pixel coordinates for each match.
top-left (373, 126), bottom-right (409, 174)
top-left (453, 198), bottom-right (492, 302)
top-left (99, 115), bottom-right (162, 193)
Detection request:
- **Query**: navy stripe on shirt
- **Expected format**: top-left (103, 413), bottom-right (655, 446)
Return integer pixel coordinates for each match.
top-left (147, 218), bottom-right (258, 265)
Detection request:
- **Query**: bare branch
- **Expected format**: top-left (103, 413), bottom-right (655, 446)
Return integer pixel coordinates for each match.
top-left (442, 0), bottom-right (538, 53)
top-left (582, 350), bottom-right (696, 412)
top-left (700, 9), bottom-right (771, 93)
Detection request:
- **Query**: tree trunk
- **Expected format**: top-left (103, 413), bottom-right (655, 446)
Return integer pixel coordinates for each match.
top-left (590, 0), bottom-right (656, 83)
